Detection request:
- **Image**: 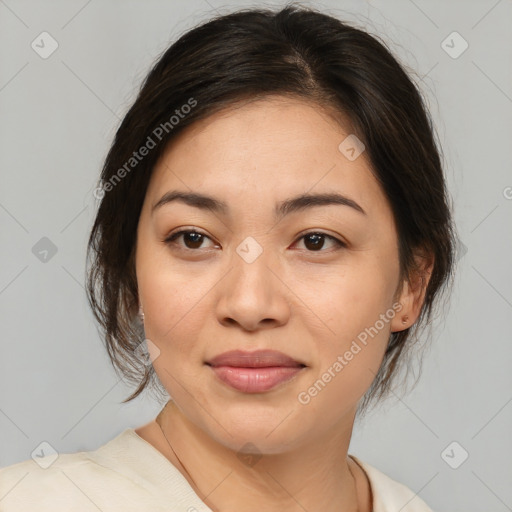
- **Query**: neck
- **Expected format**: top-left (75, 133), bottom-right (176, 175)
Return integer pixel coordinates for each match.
top-left (157, 399), bottom-right (367, 512)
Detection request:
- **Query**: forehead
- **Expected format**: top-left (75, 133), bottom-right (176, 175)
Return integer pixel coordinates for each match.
top-left (145, 96), bottom-right (387, 218)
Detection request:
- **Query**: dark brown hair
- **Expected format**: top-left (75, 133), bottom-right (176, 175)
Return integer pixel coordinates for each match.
top-left (86, 3), bottom-right (457, 413)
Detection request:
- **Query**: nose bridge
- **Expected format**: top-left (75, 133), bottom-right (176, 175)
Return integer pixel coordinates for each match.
top-left (230, 234), bottom-right (276, 296)
top-left (215, 234), bottom-right (289, 329)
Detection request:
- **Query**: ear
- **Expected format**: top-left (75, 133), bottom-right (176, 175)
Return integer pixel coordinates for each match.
top-left (390, 248), bottom-right (434, 333)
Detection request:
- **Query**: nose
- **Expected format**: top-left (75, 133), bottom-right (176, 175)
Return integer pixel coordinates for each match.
top-left (215, 248), bottom-right (291, 332)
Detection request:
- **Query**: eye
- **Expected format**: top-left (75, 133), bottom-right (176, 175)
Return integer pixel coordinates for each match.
top-left (293, 231), bottom-right (346, 252)
top-left (164, 229), bottom-right (346, 253)
top-left (164, 229), bottom-right (217, 250)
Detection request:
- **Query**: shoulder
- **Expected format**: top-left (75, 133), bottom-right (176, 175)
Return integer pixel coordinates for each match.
top-left (0, 429), bottom-right (173, 512)
top-left (350, 455), bottom-right (435, 512)
top-left (0, 451), bottom-right (106, 510)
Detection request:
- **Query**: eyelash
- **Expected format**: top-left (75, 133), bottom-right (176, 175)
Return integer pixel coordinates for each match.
top-left (163, 229), bottom-right (346, 253)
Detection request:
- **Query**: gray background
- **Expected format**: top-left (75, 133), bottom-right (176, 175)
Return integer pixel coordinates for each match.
top-left (1, 0), bottom-right (511, 510)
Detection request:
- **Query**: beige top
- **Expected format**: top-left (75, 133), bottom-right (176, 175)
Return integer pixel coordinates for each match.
top-left (0, 428), bottom-right (434, 511)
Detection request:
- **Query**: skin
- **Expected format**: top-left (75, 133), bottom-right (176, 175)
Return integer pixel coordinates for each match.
top-left (134, 95), bottom-right (432, 512)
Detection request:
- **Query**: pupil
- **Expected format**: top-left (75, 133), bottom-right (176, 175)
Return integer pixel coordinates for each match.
top-left (185, 232), bottom-right (203, 248)
top-left (305, 233), bottom-right (324, 251)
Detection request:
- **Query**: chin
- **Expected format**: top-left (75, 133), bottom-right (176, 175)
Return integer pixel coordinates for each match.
top-left (195, 401), bottom-right (309, 454)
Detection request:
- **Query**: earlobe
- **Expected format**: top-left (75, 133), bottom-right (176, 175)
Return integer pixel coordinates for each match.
top-left (390, 283), bottom-right (413, 333)
top-left (390, 251), bottom-right (434, 333)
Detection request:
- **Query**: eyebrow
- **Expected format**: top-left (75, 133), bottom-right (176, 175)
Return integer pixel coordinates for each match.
top-left (151, 190), bottom-right (367, 218)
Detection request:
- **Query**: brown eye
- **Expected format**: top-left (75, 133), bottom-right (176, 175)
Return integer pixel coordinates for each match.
top-left (164, 230), bottom-right (215, 250)
top-left (296, 232), bottom-right (345, 252)
top-left (164, 229), bottom-right (345, 253)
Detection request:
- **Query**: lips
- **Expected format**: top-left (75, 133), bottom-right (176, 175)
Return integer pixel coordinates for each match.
top-left (206, 349), bottom-right (305, 368)
top-left (206, 350), bottom-right (306, 393)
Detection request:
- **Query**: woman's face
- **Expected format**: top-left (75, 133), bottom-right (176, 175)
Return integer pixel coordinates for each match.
top-left (135, 96), bottom-right (410, 453)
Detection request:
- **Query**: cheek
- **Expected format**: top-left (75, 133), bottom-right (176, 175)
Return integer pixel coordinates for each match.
top-left (297, 310), bottom-right (390, 420)
top-left (141, 273), bottom-right (211, 399)
top-left (294, 262), bottom-right (395, 401)
top-left (297, 258), bottom-right (396, 340)
top-left (137, 231), bottom-right (196, 313)
top-left (136, 246), bottom-right (211, 358)
top-left (141, 277), bottom-right (208, 353)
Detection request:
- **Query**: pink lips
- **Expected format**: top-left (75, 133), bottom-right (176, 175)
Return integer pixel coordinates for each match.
top-left (206, 350), bottom-right (306, 393)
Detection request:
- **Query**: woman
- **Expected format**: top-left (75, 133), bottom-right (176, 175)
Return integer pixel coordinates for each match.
top-left (0, 4), bottom-right (455, 511)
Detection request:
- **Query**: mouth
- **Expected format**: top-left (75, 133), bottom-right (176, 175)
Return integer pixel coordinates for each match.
top-left (206, 349), bottom-right (306, 368)
top-left (205, 350), bottom-right (307, 393)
